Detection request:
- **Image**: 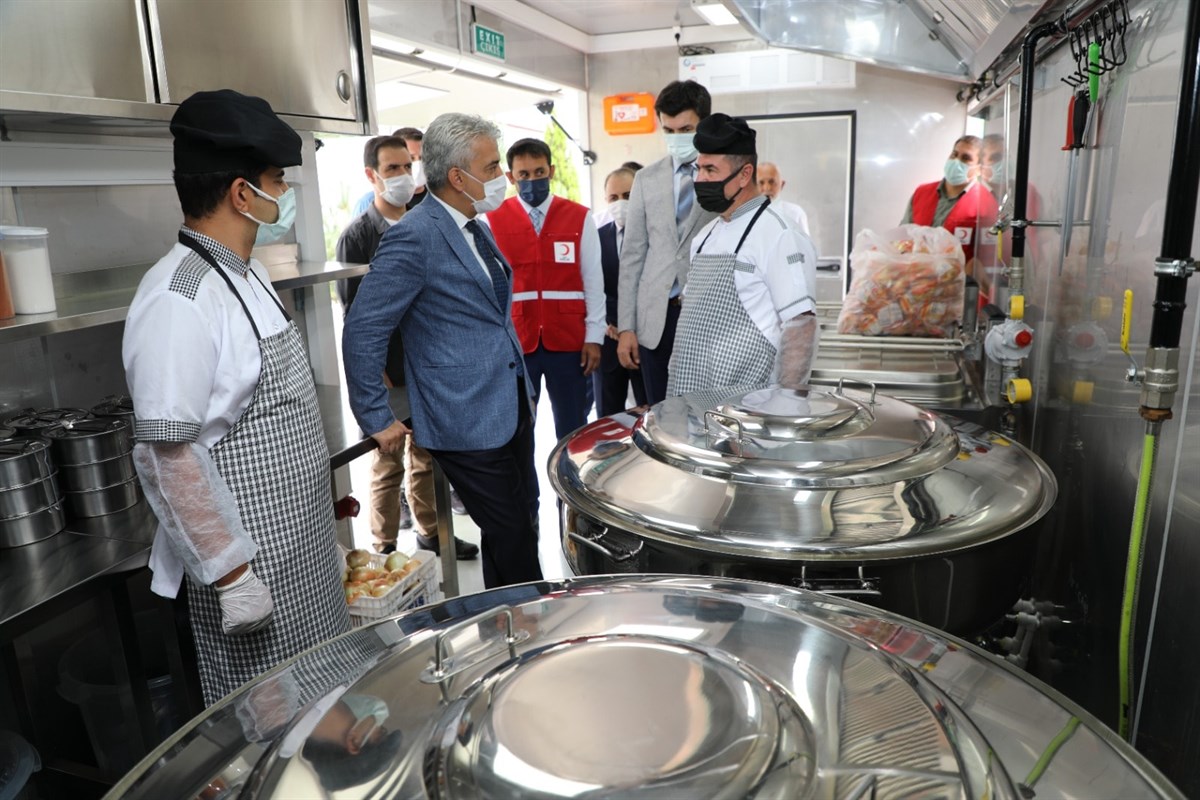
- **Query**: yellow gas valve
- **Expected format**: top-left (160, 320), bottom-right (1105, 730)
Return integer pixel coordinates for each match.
top-left (1006, 377), bottom-right (1033, 404)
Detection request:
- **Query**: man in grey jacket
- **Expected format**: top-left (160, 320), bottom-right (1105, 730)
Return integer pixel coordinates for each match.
top-left (615, 80), bottom-right (716, 405)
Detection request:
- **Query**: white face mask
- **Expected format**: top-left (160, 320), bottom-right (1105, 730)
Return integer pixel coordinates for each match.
top-left (380, 173), bottom-right (416, 207)
top-left (664, 132), bottom-right (698, 163)
top-left (410, 160), bottom-right (426, 188)
top-left (460, 169), bottom-right (508, 214)
top-left (608, 198), bottom-right (629, 229)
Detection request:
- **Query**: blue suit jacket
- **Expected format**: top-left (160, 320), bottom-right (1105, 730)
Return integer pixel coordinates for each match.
top-left (343, 195), bottom-right (529, 451)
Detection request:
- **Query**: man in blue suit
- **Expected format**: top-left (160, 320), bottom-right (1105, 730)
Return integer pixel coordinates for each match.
top-left (343, 113), bottom-right (542, 589)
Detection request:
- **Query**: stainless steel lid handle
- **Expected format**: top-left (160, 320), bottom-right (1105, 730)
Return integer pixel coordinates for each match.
top-left (567, 528), bottom-right (644, 563)
top-left (420, 605), bottom-right (528, 685)
top-left (704, 409), bottom-right (747, 444)
top-left (835, 377), bottom-right (879, 404)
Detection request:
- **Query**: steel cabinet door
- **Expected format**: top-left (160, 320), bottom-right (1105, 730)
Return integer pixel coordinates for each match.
top-left (148, 0), bottom-right (358, 120)
top-left (0, 0), bottom-right (154, 102)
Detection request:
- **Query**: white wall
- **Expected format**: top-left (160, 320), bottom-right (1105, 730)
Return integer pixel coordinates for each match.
top-left (585, 45), bottom-right (969, 245)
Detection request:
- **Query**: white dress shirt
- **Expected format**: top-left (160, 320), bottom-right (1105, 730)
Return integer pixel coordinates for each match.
top-left (689, 196), bottom-right (818, 353)
top-left (428, 191), bottom-right (492, 282)
top-left (485, 194), bottom-right (607, 345)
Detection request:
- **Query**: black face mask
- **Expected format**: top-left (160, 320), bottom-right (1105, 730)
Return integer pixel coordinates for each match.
top-left (693, 167), bottom-right (744, 213)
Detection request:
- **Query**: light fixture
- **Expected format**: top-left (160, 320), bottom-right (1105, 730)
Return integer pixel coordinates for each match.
top-left (374, 79), bottom-right (449, 110)
top-left (413, 47), bottom-right (506, 79)
top-left (692, 1), bottom-right (739, 27)
top-left (372, 32), bottom-right (419, 56)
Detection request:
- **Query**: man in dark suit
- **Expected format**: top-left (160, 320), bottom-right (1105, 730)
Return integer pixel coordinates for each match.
top-left (594, 166), bottom-right (646, 416)
top-left (343, 113), bottom-right (542, 589)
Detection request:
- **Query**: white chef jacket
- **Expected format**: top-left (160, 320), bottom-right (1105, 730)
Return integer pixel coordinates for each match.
top-left (123, 227), bottom-right (289, 596)
top-left (688, 197), bottom-right (818, 353)
top-left (484, 194), bottom-right (607, 344)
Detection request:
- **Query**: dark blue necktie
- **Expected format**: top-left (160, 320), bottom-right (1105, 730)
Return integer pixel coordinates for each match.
top-left (465, 219), bottom-right (510, 309)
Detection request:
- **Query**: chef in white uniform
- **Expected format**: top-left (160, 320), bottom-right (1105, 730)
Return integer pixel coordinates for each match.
top-left (123, 89), bottom-right (348, 706)
top-left (667, 114), bottom-right (820, 397)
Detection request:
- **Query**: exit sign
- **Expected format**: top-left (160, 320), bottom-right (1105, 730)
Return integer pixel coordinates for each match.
top-left (472, 23), bottom-right (505, 61)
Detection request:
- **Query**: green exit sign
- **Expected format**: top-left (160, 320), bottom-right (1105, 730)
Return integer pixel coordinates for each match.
top-left (472, 23), bottom-right (506, 61)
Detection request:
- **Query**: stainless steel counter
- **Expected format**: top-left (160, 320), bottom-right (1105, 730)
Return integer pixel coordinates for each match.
top-left (0, 260), bottom-right (369, 345)
top-left (0, 501), bottom-right (158, 636)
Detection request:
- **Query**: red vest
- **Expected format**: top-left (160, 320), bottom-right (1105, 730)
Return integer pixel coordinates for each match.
top-left (489, 196), bottom-right (589, 353)
top-left (910, 181), bottom-right (998, 266)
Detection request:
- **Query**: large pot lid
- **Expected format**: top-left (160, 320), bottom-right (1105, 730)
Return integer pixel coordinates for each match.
top-left (551, 385), bottom-right (1057, 561)
top-left (104, 578), bottom-right (1182, 800)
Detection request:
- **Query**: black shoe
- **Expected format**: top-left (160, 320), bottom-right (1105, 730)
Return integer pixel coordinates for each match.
top-left (449, 486), bottom-right (467, 516)
top-left (375, 542), bottom-right (397, 555)
top-left (398, 494), bottom-right (413, 530)
top-left (416, 534), bottom-right (479, 560)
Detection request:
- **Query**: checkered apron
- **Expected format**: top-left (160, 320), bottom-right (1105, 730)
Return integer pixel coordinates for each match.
top-left (179, 234), bottom-right (349, 706)
top-left (668, 199), bottom-right (776, 397)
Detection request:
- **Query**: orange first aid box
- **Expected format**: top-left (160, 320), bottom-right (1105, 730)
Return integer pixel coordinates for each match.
top-left (603, 93), bottom-right (657, 135)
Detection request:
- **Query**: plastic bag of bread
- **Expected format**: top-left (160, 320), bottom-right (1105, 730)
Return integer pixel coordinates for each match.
top-left (837, 225), bottom-right (966, 337)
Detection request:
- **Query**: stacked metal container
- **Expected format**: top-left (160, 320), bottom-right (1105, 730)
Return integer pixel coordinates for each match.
top-left (0, 424), bottom-right (65, 546)
top-left (44, 418), bottom-right (139, 518)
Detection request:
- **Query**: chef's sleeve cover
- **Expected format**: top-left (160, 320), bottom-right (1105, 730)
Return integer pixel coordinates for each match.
top-left (133, 441), bottom-right (259, 585)
top-left (778, 313), bottom-right (819, 388)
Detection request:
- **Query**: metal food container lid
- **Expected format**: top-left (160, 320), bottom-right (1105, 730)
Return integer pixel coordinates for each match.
top-left (91, 395), bottom-right (136, 418)
top-left (104, 578), bottom-right (1182, 800)
top-left (43, 417), bottom-right (132, 443)
top-left (3, 407), bottom-right (91, 434)
top-left (551, 385), bottom-right (1057, 561)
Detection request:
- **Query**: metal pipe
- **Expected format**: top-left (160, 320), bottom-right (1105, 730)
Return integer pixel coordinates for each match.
top-left (1012, 18), bottom-right (1068, 263)
top-left (1147, 0), bottom-right (1200, 352)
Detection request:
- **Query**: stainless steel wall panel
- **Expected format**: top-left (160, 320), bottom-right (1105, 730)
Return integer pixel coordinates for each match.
top-left (969, 0), bottom-right (1200, 792)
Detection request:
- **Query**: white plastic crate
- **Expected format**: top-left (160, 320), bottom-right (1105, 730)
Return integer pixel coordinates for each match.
top-left (345, 550), bottom-right (442, 627)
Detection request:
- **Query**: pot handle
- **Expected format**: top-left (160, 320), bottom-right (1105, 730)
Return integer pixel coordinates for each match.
top-left (834, 377), bottom-right (879, 404)
top-left (419, 605), bottom-right (531, 687)
top-left (795, 565), bottom-right (883, 598)
top-left (567, 528), bottom-right (643, 563)
top-left (704, 410), bottom-right (747, 444)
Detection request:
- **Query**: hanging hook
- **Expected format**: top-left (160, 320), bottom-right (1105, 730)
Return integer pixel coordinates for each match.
top-left (1061, 23), bottom-right (1088, 87)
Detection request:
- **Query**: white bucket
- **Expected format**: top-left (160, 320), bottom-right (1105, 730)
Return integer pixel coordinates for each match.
top-left (0, 226), bottom-right (55, 315)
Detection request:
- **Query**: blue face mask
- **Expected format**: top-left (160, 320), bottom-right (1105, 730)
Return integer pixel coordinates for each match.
top-left (943, 158), bottom-right (971, 187)
top-left (241, 181), bottom-right (297, 245)
top-left (518, 177), bottom-right (551, 207)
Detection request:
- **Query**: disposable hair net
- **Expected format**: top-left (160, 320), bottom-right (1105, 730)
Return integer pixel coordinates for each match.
top-left (779, 313), bottom-right (820, 388)
top-left (133, 442), bottom-right (258, 586)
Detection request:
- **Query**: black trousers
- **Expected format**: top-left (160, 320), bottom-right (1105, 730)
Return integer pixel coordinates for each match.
top-left (638, 299), bottom-right (682, 406)
top-left (427, 379), bottom-right (542, 588)
top-left (593, 336), bottom-right (647, 417)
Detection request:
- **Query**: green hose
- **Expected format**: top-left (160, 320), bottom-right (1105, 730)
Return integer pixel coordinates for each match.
top-left (1118, 429), bottom-right (1159, 740)
top-left (1023, 716), bottom-right (1082, 789)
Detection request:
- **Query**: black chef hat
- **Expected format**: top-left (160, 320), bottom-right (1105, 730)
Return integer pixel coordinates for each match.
top-left (694, 113), bottom-right (757, 156)
top-left (171, 89), bottom-right (303, 175)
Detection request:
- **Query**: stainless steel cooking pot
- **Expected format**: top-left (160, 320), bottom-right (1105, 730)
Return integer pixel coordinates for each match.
top-left (0, 473), bottom-right (60, 519)
top-left (0, 439), bottom-right (54, 487)
top-left (90, 395), bottom-right (137, 439)
top-left (63, 474), bottom-right (140, 519)
top-left (43, 418), bottom-right (133, 466)
top-left (57, 451), bottom-right (137, 492)
top-left (0, 500), bottom-right (65, 547)
top-left (551, 385), bottom-right (1057, 634)
top-left (104, 577), bottom-right (1180, 799)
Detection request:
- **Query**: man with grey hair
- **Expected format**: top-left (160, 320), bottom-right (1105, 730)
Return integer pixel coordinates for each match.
top-left (343, 113), bottom-right (543, 588)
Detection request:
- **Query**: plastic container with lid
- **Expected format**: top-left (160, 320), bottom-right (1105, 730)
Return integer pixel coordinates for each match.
top-left (0, 226), bottom-right (55, 315)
